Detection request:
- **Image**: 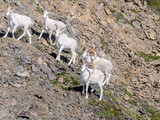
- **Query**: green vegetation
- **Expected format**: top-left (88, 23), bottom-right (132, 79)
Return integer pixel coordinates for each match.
top-left (120, 106), bottom-right (143, 120)
top-left (110, 9), bottom-right (116, 14)
top-left (54, 72), bottom-right (80, 91)
top-left (151, 112), bottom-right (160, 120)
top-left (147, 0), bottom-right (160, 8)
top-left (99, 36), bottom-right (105, 45)
top-left (17, 28), bottom-right (23, 36)
top-left (113, 5), bottom-right (117, 8)
top-left (35, 45), bottom-right (43, 51)
top-left (139, 52), bottom-right (160, 62)
top-left (147, 0), bottom-right (160, 14)
top-left (89, 99), bottom-right (123, 119)
top-left (131, 9), bottom-right (137, 13)
top-left (125, 30), bottom-right (129, 34)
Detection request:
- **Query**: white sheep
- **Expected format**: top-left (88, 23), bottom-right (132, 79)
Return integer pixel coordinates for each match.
top-left (3, 8), bottom-right (33, 44)
top-left (38, 10), bottom-right (66, 45)
top-left (55, 28), bottom-right (77, 66)
top-left (82, 49), bottom-right (113, 85)
top-left (81, 62), bottom-right (112, 100)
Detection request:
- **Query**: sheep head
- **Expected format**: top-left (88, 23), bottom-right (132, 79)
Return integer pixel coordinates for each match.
top-left (55, 26), bottom-right (66, 38)
top-left (6, 8), bottom-right (13, 17)
top-left (82, 49), bottom-right (97, 62)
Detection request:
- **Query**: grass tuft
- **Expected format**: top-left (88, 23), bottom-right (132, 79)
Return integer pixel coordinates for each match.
top-left (139, 52), bottom-right (160, 62)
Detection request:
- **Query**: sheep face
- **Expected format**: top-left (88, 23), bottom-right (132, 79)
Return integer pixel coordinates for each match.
top-left (82, 50), bottom-right (90, 60)
top-left (43, 10), bottom-right (49, 18)
top-left (55, 27), bottom-right (66, 38)
top-left (6, 8), bottom-right (12, 17)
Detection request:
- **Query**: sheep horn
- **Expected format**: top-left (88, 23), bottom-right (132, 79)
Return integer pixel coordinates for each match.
top-left (39, 4), bottom-right (44, 10)
top-left (87, 49), bottom-right (97, 60)
top-left (86, 62), bottom-right (95, 73)
top-left (82, 58), bottom-right (85, 65)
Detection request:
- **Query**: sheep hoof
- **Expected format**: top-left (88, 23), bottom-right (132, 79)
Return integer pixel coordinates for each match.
top-left (56, 57), bottom-right (60, 61)
top-left (98, 98), bottom-right (102, 101)
top-left (91, 89), bottom-right (95, 92)
top-left (3, 36), bottom-right (7, 38)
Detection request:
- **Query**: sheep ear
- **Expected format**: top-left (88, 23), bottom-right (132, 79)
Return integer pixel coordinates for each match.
top-left (55, 24), bottom-right (58, 30)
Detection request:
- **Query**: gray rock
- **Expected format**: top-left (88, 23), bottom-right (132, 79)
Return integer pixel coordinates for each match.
top-left (0, 110), bottom-right (10, 119)
top-left (49, 64), bottom-right (59, 72)
top-left (32, 64), bottom-right (40, 72)
top-left (40, 64), bottom-right (52, 74)
top-left (132, 21), bottom-right (141, 29)
top-left (48, 73), bottom-right (56, 81)
top-left (39, 81), bottom-right (51, 91)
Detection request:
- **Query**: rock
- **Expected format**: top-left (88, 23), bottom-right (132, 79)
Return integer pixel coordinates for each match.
top-left (132, 21), bottom-right (141, 29)
top-left (49, 64), bottom-right (59, 72)
top-left (58, 77), bottom-right (64, 84)
top-left (39, 81), bottom-right (51, 91)
top-left (48, 73), bottom-right (56, 81)
top-left (145, 30), bottom-right (156, 40)
top-left (32, 64), bottom-right (40, 72)
top-left (123, 94), bottom-right (130, 101)
top-left (37, 57), bottom-right (43, 65)
top-left (0, 110), bottom-right (10, 119)
top-left (16, 71), bottom-right (30, 78)
top-left (40, 64), bottom-right (52, 74)
top-left (3, 97), bottom-right (17, 107)
top-left (17, 111), bottom-right (31, 119)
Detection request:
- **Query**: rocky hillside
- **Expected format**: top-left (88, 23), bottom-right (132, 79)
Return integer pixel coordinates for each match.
top-left (0, 0), bottom-right (160, 120)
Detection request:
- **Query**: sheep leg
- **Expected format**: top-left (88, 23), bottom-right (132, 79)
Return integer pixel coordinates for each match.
top-left (38, 29), bottom-right (44, 39)
top-left (56, 45), bottom-right (64, 61)
top-left (73, 52), bottom-right (77, 64)
top-left (17, 28), bottom-right (27, 41)
top-left (27, 30), bottom-right (32, 44)
top-left (49, 31), bottom-right (53, 45)
top-left (82, 83), bottom-right (85, 94)
top-left (68, 49), bottom-right (76, 65)
top-left (12, 26), bottom-right (17, 39)
top-left (99, 85), bottom-right (103, 101)
top-left (3, 27), bottom-right (11, 38)
top-left (85, 82), bottom-right (89, 99)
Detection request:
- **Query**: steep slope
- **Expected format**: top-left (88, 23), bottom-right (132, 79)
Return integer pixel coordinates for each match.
top-left (0, 0), bottom-right (160, 120)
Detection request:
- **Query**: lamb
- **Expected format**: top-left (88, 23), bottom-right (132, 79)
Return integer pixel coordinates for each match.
top-left (80, 62), bottom-right (112, 100)
top-left (55, 27), bottom-right (77, 66)
top-left (3, 8), bottom-right (34, 44)
top-left (82, 49), bottom-right (113, 85)
top-left (38, 10), bottom-right (66, 45)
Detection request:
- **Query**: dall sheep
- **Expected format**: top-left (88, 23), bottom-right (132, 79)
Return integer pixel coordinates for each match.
top-left (80, 62), bottom-right (112, 100)
top-left (82, 49), bottom-right (113, 85)
top-left (55, 27), bottom-right (77, 66)
top-left (3, 8), bottom-right (34, 44)
top-left (38, 10), bottom-right (66, 45)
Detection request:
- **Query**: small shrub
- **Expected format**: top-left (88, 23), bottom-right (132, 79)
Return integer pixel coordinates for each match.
top-left (17, 28), bottom-right (23, 36)
top-left (113, 5), bottom-right (116, 8)
top-left (131, 9), bottom-right (137, 13)
top-left (125, 31), bottom-right (129, 34)
top-left (139, 52), bottom-right (160, 62)
top-left (148, 0), bottom-right (160, 8)
top-left (35, 45), bottom-right (43, 51)
top-left (100, 36), bottom-right (105, 45)
top-left (110, 9), bottom-right (116, 14)
top-left (89, 99), bottom-right (122, 119)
